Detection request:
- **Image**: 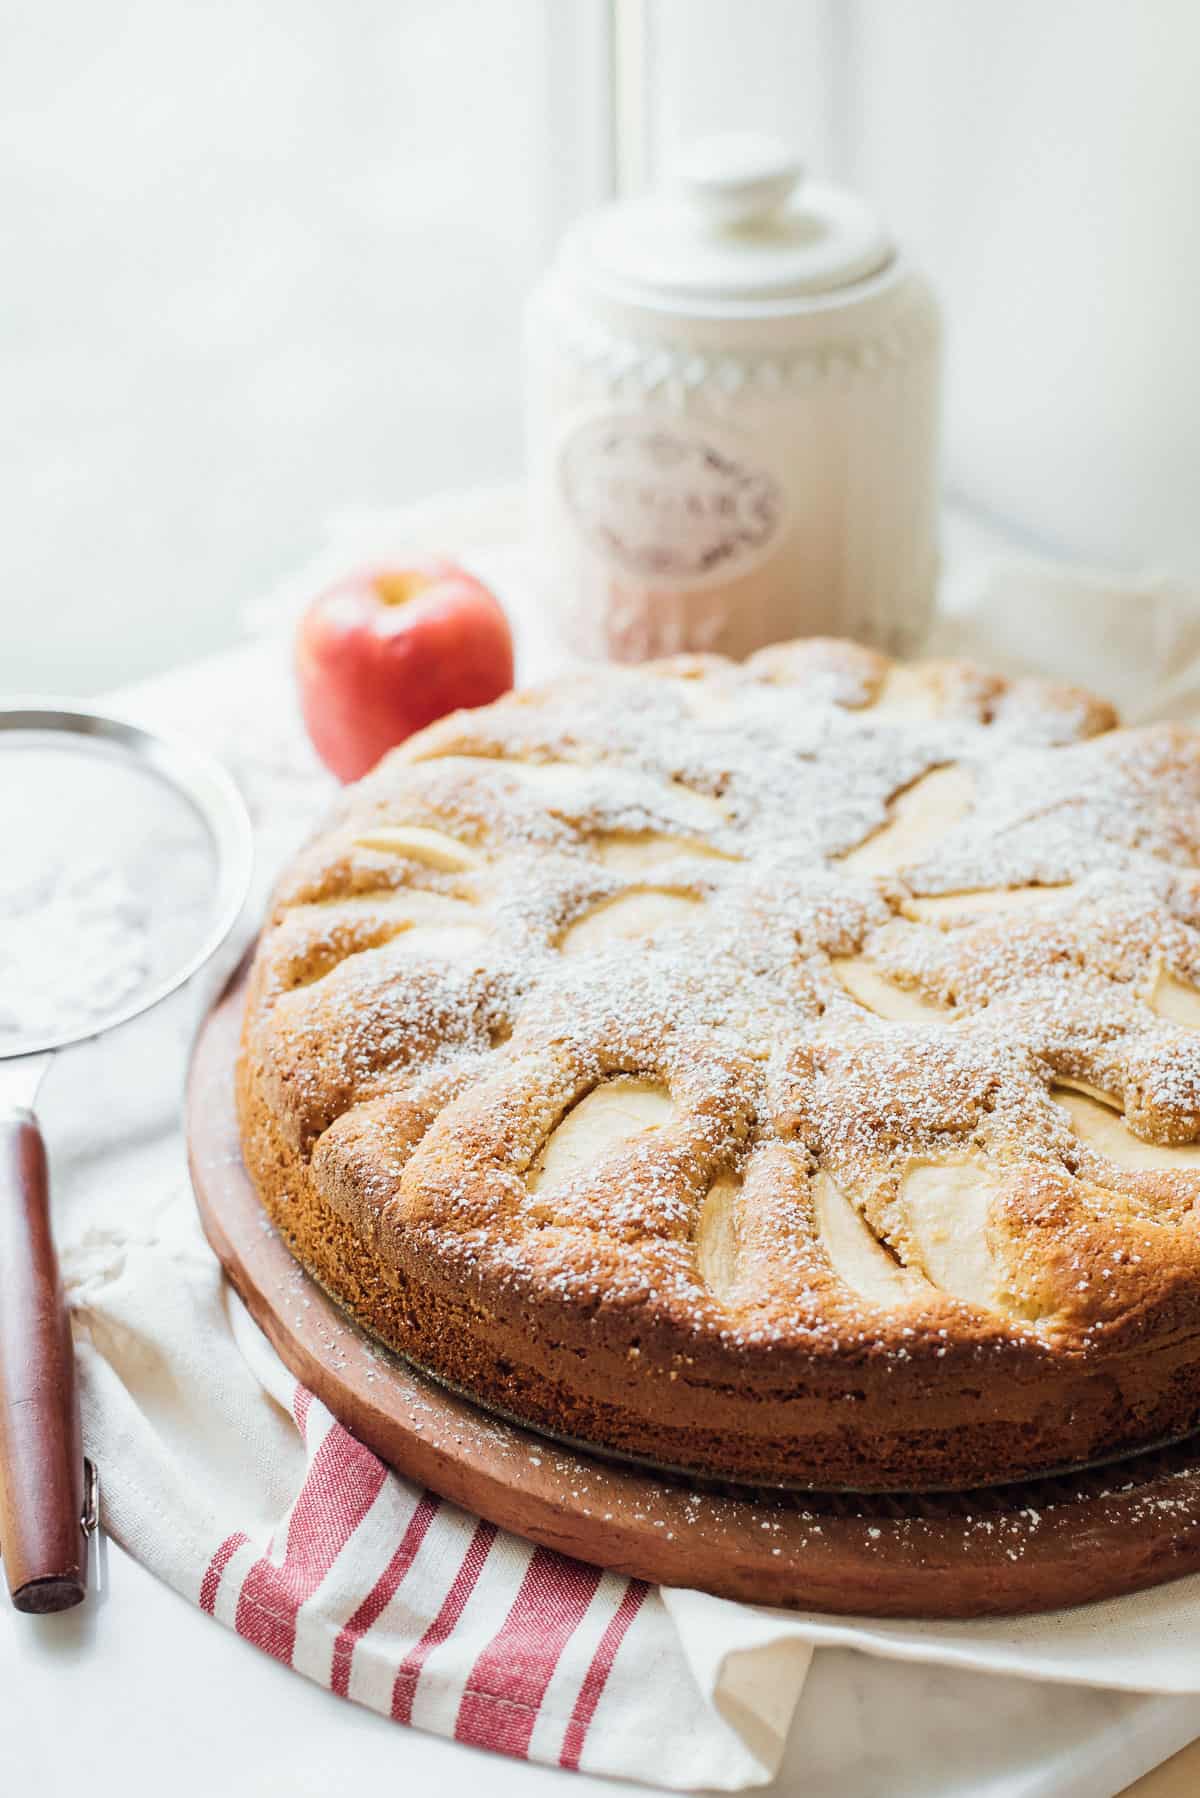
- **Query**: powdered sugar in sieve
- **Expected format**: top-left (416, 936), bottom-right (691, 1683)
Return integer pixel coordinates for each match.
top-left (0, 714), bottom-right (250, 1060)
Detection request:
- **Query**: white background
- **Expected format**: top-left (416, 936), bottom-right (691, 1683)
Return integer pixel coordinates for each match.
top-left (0, 0), bottom-right (609, 691)
top-left (4, 1), bottom-right (1200, 681)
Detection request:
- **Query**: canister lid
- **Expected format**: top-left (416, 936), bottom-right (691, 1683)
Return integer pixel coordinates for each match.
top-left (561, 135), bottom-right (893, 312)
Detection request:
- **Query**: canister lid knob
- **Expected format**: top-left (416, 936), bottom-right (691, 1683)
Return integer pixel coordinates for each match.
top-left (673, 135), bottom-right (804, 231)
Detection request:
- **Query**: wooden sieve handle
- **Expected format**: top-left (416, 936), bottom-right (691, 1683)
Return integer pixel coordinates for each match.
top-left (0, 1112), bottom-right (87, 1612)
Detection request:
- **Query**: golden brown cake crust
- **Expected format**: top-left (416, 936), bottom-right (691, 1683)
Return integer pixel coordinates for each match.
top-left (237, 637), bottom-right (1200, 1489)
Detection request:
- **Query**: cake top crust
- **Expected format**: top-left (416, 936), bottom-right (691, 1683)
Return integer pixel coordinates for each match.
top-left (244, 637), bottom-right (1200, 1379)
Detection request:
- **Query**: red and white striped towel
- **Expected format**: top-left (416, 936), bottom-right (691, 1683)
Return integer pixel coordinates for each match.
top-left (63, 1173), bottom-right (804, 1792)
top-left (199, 1379), bottom-right (652, 1774)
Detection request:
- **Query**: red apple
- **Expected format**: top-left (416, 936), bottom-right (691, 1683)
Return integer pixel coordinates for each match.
top-left (295, 558), bottom-right (514, 782)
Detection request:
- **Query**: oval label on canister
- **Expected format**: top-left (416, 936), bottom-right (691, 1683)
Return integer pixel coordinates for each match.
top-left (558, 416), bottom-right (785, 587)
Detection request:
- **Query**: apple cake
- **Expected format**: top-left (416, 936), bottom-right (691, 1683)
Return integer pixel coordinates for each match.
top-left (237, 637), bottom-right (1200, 1490)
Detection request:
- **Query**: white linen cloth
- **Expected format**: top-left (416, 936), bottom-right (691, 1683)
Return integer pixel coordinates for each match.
top-left (52, 489), bottom-right (1200, 1793)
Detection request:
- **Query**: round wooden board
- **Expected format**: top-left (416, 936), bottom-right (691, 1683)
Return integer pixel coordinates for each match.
top-left (188, 968), bottom-right (1200, 1619)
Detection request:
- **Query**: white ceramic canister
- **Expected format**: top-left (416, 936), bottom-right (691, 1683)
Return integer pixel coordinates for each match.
top-left (524, 136), bottom-right (941, 663)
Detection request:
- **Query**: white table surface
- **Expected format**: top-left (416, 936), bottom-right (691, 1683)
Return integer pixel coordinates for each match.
top-left (8, 503), bottom-right (1200, 1797)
